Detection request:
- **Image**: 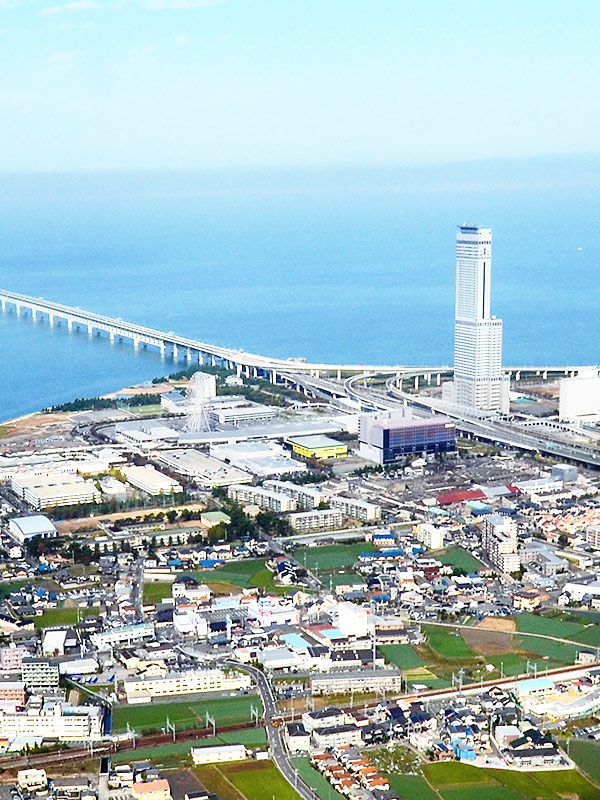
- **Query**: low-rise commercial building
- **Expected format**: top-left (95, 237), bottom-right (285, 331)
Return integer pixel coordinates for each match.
top-left (91, 623), bottom-right (155, 649)
top-left (286, 435), bottom-right (348, 460)
top-left (0, 698), bottom-right (102, 741)
top-left (124, 668), bottom-right (251, 702)
top-left (310, 669), bottom-right (403, 696)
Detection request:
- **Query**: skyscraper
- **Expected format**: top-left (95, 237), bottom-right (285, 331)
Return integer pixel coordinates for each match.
top-left (443, 225), bottom-right (509, 413)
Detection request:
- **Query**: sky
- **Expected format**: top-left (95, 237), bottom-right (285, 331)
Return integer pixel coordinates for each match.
top-left (1, 0), bottom-right (599, 172)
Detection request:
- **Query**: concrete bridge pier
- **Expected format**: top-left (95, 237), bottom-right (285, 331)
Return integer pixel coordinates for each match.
top-left (173, 344), bottom-right (179, 360)
top-left (160, 342), bottom-right (166, 357)
top-left (414, 376), bottom-right (419, 390)
top-left (49, 313), bottom-right (54, 327)
top-left (67, 318), bottom-right (73, 330)
top-left (337, 369), bottom-right (342, 380)
top-left (543, 370), bottom-right (548, 380)
top-left (31, 308), bottom-right (38, 321)
top-left (109, 331), bottom-right (115, 341)
top-left (87, 324), bottom-right (93, 336)
top-left (236, 364), bottom-right (242, 377)
top-left (211, 355), bottom-right (216, 367)
top-left (15, 303), bottom-right (21, 316)
top-left (436, 373), bottom-right (441, 386)
top-left (271, 369), bottom-right (277, 385)
top-left (0, 299), bottom-right (5, 311)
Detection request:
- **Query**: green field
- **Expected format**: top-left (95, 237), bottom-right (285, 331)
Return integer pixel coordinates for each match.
top-left (221, 760), bottom-right (302, 800)
top-left (566, 739), bottom-right (600, 784)
top-left (386, 774), bottom-right (439, 800)
top-left (441, 788), bottom-right (523, 800)
top-left (436, 547), bottom-right (484, 573)
top-left (294, 542), bottom-right (375, 571)
top-left (422, 626), bottom-right (475, 659)
top-left (380, 644), bottom-right (425, 670)
top-left (515, 613), bottom-right (586, 638)
top-left (291, 757), bottom-right (346, 800)
top-left (34, 606), bottom-right (99, 629)
top-left (191, 558), bottom-right (266, 586)
top-left (570, 625), bottom-right (600, 648)
top-left (112, 695), bottom-right (261, 734)
top-left (515, 634), bottom-right (581, 664)
top-left (424, 762), bottom-right (496, 786)
top-left (422, 761), bottom-right (599, 800)
top-left (142, 582), bottom-right (173, 604)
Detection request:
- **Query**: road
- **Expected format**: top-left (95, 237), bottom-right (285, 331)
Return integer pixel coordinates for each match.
top-left (224, 661), bottom-right (319, 800)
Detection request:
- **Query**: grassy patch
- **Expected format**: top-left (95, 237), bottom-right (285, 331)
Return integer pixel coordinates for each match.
top-left (570, 625), bottom-right (600, 648)
top-left (380, 644), bottom-right (425, 670)
top-left (440, 788), bottom-right (523, 800)
top-left (291, 757), bottom-right (346, 800)
top-left (515, 613), bottom-right (586, 638)
top-left (531, 769), bottom-right (599, 800)
top-left (294, 542), bottom-right (374, 571)
top-left (194, 765), bottom-right (244, 800)
top-left (422, 626), bottom-right (475, 659)
top-left (387, 775), bottom-right (439, 800)
top-left (221, 760), bottom-right (302, 800)
top-left (565, 739), bottom-right (600, 784)
top-left (142, 582), bottom-right (173, 604)
top-left (112, 695), bottom-right (261, 734)
top-left (34, 606), bottom-right (99, 629)
top-left (424, 762), bottom-right (496, 787)
top-left (514, 634), bottom-right (581, 664)
top-left (436, 546), bottom-right (484, 573)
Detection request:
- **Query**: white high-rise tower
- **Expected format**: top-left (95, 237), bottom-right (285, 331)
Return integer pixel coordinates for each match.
top-left (445, 225), bottom-right (509, 414)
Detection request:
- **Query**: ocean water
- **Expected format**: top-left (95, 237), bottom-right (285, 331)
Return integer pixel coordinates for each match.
top-left (0, 158), bottom-right (599, 422)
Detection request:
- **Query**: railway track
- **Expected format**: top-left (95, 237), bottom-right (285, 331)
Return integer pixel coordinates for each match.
top-left (0, 721), bottom-right (257, 771)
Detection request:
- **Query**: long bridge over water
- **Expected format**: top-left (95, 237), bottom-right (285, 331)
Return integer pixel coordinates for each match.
top-left (0, 288), bottom-right (444, 383)
top-left (0, 288), bottom-right (589, 385)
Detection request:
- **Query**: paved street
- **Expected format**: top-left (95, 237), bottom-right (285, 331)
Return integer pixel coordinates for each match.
top-left (224, 661), bottom-right (318, 800)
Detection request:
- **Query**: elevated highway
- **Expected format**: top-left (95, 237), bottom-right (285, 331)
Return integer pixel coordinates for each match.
top-left (0, 288), bottom-right (441, 381)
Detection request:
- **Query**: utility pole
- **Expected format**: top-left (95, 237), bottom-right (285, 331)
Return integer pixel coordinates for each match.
top-left (205, 711), bottom-right (216, 736)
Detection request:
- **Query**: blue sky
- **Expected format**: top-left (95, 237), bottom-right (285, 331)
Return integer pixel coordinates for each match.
top-left (1, 0), bottom-right (599, 171)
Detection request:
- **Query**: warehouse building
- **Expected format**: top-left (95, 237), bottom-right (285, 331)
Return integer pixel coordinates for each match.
top-left (11, 474), bottom-right (101, 510)
top-left (191, 744), bottom-right (247, 765)
top-left (286, 435), bottom-right (348, 460)
top-left (8, 515), bottom-right (57, 545)
top-left (122, 465), bottom-right (183, 496)
top-left (156, 449), bottom-right (252, 488)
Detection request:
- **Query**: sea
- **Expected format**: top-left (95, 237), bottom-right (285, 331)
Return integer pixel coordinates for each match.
top-left (1, 155), bottom-right (599, 423)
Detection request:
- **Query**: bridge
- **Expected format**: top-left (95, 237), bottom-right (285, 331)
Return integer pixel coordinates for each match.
top-left (0, 288), bottom-right (447, 383)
